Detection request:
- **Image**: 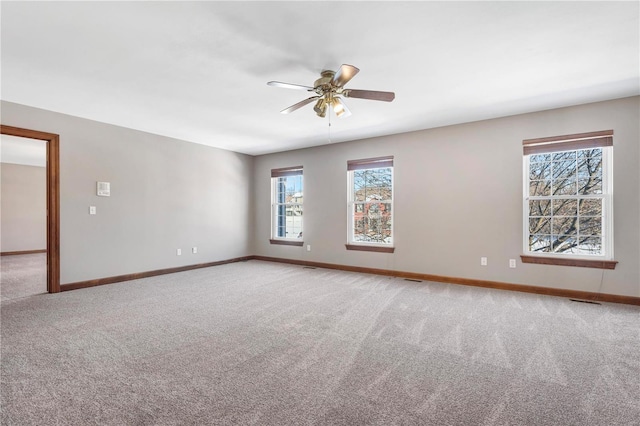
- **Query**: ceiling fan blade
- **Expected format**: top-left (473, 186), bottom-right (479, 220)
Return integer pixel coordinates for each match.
top-left (280, 96), bottom-right (320, 114)
top-left (344, 89), bottom-right (395, 102)
top-left (267, 81), bottom-right (315, 91)
top-left (332, 64), bottom-right (360, 87)
top-left (333, 97), bottom-right (352, 118)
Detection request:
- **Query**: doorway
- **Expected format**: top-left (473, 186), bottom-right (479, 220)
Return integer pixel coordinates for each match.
top-left (0, 125), bottom-right (59, 294)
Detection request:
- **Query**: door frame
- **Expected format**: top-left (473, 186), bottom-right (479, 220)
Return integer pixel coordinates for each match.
top-left (1, 125), bottom-right (60, 293)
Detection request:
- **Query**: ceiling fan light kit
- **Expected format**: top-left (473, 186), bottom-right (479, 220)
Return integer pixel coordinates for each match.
top-left (267, 64), bottom-right (395, 118)
top-left (332, 97), bottom-right (350, 118)
top-left (313, 98), bottom-right (327, 118)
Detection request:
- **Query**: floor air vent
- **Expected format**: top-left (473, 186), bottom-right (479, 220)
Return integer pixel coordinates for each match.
top-left (570, 299), bottom-right (601, 305)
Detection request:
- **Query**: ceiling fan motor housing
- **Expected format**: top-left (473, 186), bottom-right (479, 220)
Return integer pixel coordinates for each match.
top-left (314, 70), bottom-right (336, 91)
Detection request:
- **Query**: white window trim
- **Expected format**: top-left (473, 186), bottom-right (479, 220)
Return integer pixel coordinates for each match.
top-left (270, 170), bottom-right (303, 242)
top-left (347, 166), bottom-right (394, 248)
top-left (522, 146), bottom-right (613, 261)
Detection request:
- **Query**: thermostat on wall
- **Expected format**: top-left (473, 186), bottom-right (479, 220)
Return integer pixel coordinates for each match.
top-left (97, 181), bottom-right (111, 197)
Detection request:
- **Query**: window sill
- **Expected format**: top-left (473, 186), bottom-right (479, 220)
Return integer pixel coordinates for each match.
top-left (345, 244), bottom-right (395, 253)
top-left (520, 255), bottom-right (617, 270)
top-left (270, 239), bottom-right (303, 247)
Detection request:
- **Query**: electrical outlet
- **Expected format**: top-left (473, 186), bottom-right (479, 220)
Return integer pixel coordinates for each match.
top-left (306, 244), bottom-right (311, 252)
top-left (481, 257), bottom-right (488, 266)
top-left (192, 247), bottom-right (197, 254)
top-left (509, 259), bottom-right (517, 268)
top-left (176, 248), bottom-right (182, 256)
top-left (89, 206), bottom-right (96, 215)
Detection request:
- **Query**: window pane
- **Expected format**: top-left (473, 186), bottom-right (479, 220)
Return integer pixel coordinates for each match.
top-left (529, 217), bottom-right (550, 234)
top-left (529, 180), bottom-right (551, 196)
top-left (274, 176), bottom-right (302, 199)
top-left (552, 217), bottom-right (577, 236)
top-left (553, 151), bottom-right (576, 161)
top-left (352, 202), bottom-right (392, 243)
top-left (529, 162), bottom-right (551, 180)
top-left (553, 159), bottom-right (577, 179)
top-left (529, 200), bottom-right (551, 217)
top-left (577, 157), bottom-right (602, 179)
top-left (278, 206), bottom-right (303, 238)
top-left (552, 176), bottom-right (577, 195)
top-left (353, 204), bottom-right (364, 238)
top-left (530, 153), bottom-right (552, 163)
top-left (577, 148), bottom-right (602, 161)
top-left (578, 177), bottom-right (602, 195)
top-left (576, 148), bottom-right (602, 195)
top-left (551, 156), bottom-right (577, 195)
top-left (579, 217), bottom-right (601, 236)
top-left (285, 176), bottom-right (303, 199)
top-left (553, 236), bottom-right (577, 253)
top-left (380, 202), bottom-right (392, 218)
top-left (276, 204), bottom-right (286, 237)
top-left (353, 219), bottom-right (367, 241)
top-left (552, 199), bottom-right (577, 216)
top-left (579, 199), bottom-right (602, 216)
top-left (276, 178), bottom-right (286, 201)
top-left (529, 234), bottom-right (552, 252)
top-left (577, 236), bottom-right (602, 255)
top-left (286, 203), bottom-right (303, 217)
top-left (354, 168), bottom-right (392, 202)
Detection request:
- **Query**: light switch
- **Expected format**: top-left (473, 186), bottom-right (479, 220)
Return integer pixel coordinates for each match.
top-left (89, 206), bottom-right (96, 215)
top-left (97, 182), bottom-right (110, 197)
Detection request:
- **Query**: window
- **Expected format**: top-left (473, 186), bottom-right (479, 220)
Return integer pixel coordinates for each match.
top-left (522, 130), bottom-right (616, 269)
top-left (347, 156), bottom-right (394, 253)
top-left (270, 166), bottom-right (303, 246)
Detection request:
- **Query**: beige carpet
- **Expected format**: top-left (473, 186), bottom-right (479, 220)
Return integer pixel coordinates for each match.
top-left (0, 253), bottom-right (47, 302)
top-left (1, 260), bottom-right (639, 425)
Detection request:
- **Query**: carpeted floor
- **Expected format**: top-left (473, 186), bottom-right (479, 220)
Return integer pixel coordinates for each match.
top-left (0, 253), bottom-right (47, 302)
top-left (1, 260), bottom-right (639, 425)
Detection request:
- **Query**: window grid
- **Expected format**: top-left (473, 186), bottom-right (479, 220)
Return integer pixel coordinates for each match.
top-left (524, 146), bottom-right (611, 259)
top-left (348, 163), bottom-right (394, 246)
top-left (271, 172), bottom-right (303, 241)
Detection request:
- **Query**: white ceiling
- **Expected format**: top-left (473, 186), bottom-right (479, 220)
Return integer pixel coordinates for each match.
top-left (0, 135), bottom-right (47, 167)
top-left (1, 2), bottom-right (638, 156)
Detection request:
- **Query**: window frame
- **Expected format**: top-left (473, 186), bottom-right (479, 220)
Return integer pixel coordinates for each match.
top-left (346, 156), bottom-right (395, 253)
top-left (270, 166), bottom-right (303, 246)
top-left (521, 131), bottom-right (616, 269)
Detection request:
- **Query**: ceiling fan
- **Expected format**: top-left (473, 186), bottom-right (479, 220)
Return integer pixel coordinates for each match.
top-left (267, 64), bottom-right (395, 118)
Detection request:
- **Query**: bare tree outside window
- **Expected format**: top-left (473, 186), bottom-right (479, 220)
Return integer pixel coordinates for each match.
top-left (527, 148), bottom-right (604, 255)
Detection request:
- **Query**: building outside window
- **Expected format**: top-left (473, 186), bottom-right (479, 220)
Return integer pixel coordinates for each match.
top-left (347, 156), bottom-right (394, 252)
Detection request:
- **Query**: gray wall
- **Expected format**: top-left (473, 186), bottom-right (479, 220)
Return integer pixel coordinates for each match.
top-left (253, 96), bottom-right (640, 298)
top-left (3, 97), bottom-right (638, 297)
top-left (0, 163), bottom-right (47, 252)
top-left (1, 101), bottom-right (254, 284)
